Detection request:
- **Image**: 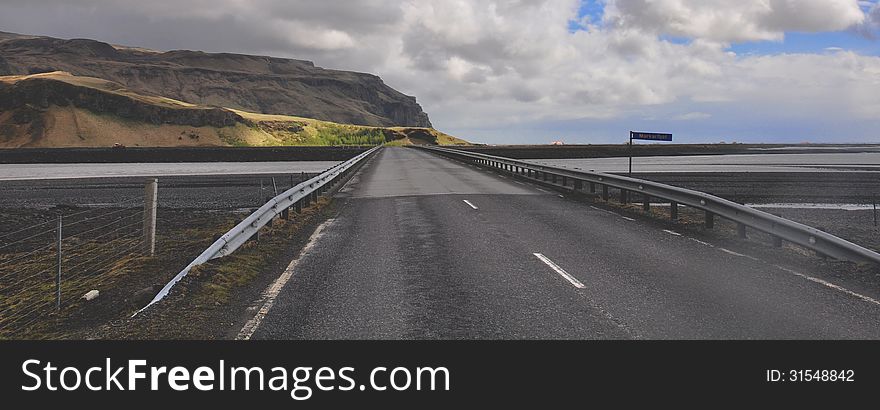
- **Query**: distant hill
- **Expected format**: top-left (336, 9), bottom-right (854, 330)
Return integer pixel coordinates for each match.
top-left (0, 72), bottom-right (468, 148)
top-left (0, 31), bottom-right (432, 128)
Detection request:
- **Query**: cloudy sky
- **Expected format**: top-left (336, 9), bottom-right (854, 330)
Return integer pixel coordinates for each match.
top-left (1, 0), bottom-right (879, 144)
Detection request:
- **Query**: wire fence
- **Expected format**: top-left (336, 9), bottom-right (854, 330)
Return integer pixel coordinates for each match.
top-left (0, 196), bottom-right (146, 337)
top-left (0, 171), bottom-right (318, 338)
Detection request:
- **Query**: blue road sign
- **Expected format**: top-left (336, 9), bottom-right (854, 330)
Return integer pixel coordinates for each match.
top-left (631, 132), bottom-right (673, 141)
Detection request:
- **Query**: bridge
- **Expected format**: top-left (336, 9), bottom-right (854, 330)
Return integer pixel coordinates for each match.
top-left (4, 145), bottom-right (880, 339)
top-left (216, 147), bottom-right (880, 339)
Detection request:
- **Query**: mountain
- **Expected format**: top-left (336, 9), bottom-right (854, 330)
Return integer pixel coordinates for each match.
top-left (0, 31), bottom-right (432, 128)
top-left (0, 71), bottom-right (467, 148)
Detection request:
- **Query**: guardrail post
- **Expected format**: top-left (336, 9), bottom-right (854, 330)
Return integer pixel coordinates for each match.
top-left (737, 223), bottom-right (747, 239)
top-left (574, 179), bottom-right (583, 190)
top-left (561, 176), bottom-right (567, 187)
top-left (55, 215), bottom-right (62, 310)
top-left (419, 146), bottom-right (880, 265)
top-left (295, 200), bottom-right (303, 214)
top-left (643, 195), bottom-right (650, 212)
top-left (772, 236), bottom-right (783, 248)
top-left (551, 174), bottom-right (557, 184)
top-left (144, 178), bottom-right (158, 256)
top-left (589, 182), bottom-right (596, 193)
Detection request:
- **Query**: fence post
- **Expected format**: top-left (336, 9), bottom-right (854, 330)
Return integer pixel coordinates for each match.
top-left (144, 178), bottom-right (158, 256)
top-left (55, 215), bottom-right (62, 310)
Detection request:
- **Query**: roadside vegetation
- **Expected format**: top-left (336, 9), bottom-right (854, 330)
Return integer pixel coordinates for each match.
top-left (0, 72), bottom-right (471, 148)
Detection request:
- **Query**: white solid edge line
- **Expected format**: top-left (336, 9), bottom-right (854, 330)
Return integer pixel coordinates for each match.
top-left (691, 238), bottom-right (880, 307)
top-left (589, 205), bottom-right (616, 215)
top-left (533, 253), bottom-right (585, 289)
top-left (773, 265), bottom-right (880, 307)
top-left (463, 199), bottom-right (479, 210)
top-left (236, 219), bottom-right (335, 340)
top-left (719, 248), bottom-right (760, 261)
top-left (688, 237), bottom-right (714, 247)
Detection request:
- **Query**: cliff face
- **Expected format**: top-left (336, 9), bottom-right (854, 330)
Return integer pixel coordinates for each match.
top-left (0, 72), bottom-right (468, 149)
top-left (0, 32), bottom-right (432, 128)
top-left (0, 76), bottom-right (243, 128)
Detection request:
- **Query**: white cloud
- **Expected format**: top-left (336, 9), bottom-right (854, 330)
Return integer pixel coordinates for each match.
top-left (0, 0), bottom-right (877, 142)
top-left (603, 0), bottom-right (866, 43)
top-left (674, 112), bottom-right (712, 121)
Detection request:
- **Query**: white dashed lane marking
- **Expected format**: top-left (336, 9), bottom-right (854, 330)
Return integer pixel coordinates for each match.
top-left (533, 253), bottom-right (585, 289)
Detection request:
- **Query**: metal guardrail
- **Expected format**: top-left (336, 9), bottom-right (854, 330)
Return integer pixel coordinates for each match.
top-left (419, 146), bottom-right (880, 265)
top-left (134, 146), bottom-right (381, 315)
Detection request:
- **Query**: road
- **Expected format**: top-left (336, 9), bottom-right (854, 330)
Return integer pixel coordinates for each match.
top-left (532, 152), bottom-right (880, 173)
top-left (249, 147), bottom-right (880, 339)
top-left (0, 174), bottom-right (320, 209)
top-left (0, 161), bottom-right (338, 181)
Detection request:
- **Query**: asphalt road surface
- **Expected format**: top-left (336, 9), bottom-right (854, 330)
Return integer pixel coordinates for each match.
top-left (249, 147), bottom-right (880, 339)
top-left (533, 152), bottom-right (880, 173)
top-left (0, 161), bottom-right (338, 181)
top-left (0, 174), bottom-right (321, 209)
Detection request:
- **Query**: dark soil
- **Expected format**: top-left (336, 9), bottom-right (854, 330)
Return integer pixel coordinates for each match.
top-left (633, 172), bottom-right (880, 204)
top-left (85, 199), bottom-right (336, 340)
top-left (0, 146), bottom-right (367, 164)
top-left (460, 144), bottom-right (880, 159)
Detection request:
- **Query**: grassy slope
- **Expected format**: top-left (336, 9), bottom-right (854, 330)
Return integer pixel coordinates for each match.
top-left (0, 72), bottom-right (470, 148)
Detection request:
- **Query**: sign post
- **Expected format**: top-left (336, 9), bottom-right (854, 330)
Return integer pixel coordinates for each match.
top-left (629, 131), bottom-right (673, 175)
